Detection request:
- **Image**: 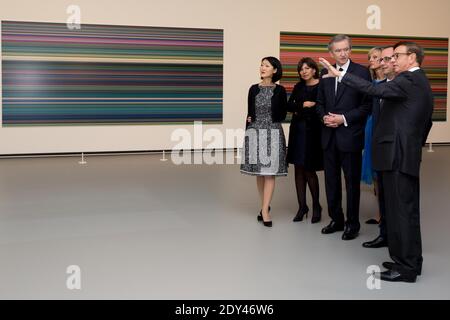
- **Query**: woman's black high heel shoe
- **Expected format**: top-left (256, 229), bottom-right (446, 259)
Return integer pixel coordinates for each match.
top-left (257, 206), bottom-right (271, 221)
top-left (311, 204), bottom-right (322, 224)
top-left (257, 207), bottom-right (272, 227)
top-left (293, 206), bottom-right (309, 222)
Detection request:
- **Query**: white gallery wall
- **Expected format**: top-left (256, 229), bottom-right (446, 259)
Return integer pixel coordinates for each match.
top-left (0, 0), bottom-right (449, 154)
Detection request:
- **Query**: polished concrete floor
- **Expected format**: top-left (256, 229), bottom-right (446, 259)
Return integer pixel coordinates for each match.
top-left (0, 147), bottom-right (449, 299)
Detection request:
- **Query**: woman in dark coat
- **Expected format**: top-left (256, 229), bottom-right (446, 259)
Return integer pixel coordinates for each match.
top-left (287, 57), bottom-right (323, 223)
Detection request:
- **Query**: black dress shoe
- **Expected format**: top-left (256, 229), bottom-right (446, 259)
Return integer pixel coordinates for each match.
top-left (321, 221), bottom-right (344, 234)
top-left (365, 218), bottom-right (379, 225)
top-left (382, 262), bottom-right (421, 276)
top-left (293, 206), bottom-right (309, 222)
top-left (362, 236), bottom-right (388, 248)
top-left (382, 261), bottom-right (395, 270)
top-left (342, 229), bottom-right (359, 240)
top-left (380, 270), bottom-right (416, 283)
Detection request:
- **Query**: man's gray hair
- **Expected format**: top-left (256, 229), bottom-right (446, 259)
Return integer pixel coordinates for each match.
top-left (328, 34), bottom-right (352, 51)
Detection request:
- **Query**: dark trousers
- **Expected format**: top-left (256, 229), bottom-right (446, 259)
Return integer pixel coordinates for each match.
top-left (382, 170), bottom-right (422, 276)
top-left (323, 136), bottom-right (362, 231)
top-left (376, 172), bottom-right (387, 239)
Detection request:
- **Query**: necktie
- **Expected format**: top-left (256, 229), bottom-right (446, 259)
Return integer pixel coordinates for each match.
top-left (336, 68), bottom-right (344, 93)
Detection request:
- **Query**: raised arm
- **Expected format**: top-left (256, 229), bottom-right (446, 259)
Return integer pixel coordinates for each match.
top-left (319, 57), bottom-right (409, 100)
top-left (342, 72), bottom-right (409, 100)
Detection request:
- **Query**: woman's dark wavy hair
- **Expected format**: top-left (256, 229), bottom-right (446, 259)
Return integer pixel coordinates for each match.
top-left (297, 57), bottom-right (319, 81)
top-left (261, 56), bottom-right (283, 82)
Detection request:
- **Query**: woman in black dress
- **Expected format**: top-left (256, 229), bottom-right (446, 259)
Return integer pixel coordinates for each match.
top-left (287, 57), bottom-right (323, 223)
top-left (240, 56), bottom-right (288, 227)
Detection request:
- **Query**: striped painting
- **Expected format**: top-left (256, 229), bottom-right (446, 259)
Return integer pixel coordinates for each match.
top-left (1, 21), bottom-right (223, 126)
top-left (280, 32), bottom-right (448, 121)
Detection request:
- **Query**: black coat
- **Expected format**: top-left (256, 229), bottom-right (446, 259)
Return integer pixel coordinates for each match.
top-left (371, 79), bottom-right (387, 125)
top-left (316, 60), bottom-right (371, 152)
top-left (286, 82), bottom-right (323, 170)
top-left (341, 69), bottom-right (434, 177)
top-left (246, 84), bottom-right (287, 128)
top-left (287, 81), bottom-right (321, 124)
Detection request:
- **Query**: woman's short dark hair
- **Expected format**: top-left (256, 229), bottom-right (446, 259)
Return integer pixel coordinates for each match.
top-left (297, 57), bottom-right (320, 80)
top-left (261, 56), bottom-right (283, 82)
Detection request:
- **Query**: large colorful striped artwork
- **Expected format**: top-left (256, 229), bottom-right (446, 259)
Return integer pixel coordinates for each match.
top-left (280, 32), bottom-right (448, 121)
top-left (1, 21), bottom-right (223, 126)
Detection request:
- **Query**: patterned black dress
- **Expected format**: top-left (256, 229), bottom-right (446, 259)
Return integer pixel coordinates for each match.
top-left (240, 85), bottom-right (288, 176)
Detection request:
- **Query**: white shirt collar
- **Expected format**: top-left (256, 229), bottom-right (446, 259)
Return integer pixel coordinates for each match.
top-left (409, 66), bottom-right (420, 72)
top-left (336, 59), bottom-right (351, 71)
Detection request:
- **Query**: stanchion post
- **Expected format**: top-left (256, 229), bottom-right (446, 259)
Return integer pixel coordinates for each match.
top-left (79, 152), bottom-right (87, 164)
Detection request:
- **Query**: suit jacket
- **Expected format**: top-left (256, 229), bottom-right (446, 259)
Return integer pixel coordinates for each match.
top-left (342, 69), bottom-right (434, 177)
top-left (316, 60), bottom-right (371, 152)
top-left (371, 79), bottom-right (387, 126)
top-left (246, 84), bottom-right (287, 128)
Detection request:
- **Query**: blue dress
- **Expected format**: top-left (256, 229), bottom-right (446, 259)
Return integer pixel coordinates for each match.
top-left (361, 79), bottom-right (384, 185)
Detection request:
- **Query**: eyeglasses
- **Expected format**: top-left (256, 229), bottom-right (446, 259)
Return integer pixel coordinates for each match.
top-left (378, 56), bottom-right (393, 63)
top-left (333, 47), bottom-right (350, 54)
top-left (392, 52), bottom-right (411, 60)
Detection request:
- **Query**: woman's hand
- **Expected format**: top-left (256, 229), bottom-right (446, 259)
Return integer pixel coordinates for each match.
top-left (303, 101), bottom-right (316, 108)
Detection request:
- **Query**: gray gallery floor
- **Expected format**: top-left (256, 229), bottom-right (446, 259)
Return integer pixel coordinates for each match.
top-left (0, 146), bottom-right (449, 299)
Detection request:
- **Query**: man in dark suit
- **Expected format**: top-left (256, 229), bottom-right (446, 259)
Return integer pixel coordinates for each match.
top-left (316, 34), bottom-right (371, 240)
top-left (319, 41), bottom-right (434, 283)
top-left (362, 46), bottom-right (396, 249)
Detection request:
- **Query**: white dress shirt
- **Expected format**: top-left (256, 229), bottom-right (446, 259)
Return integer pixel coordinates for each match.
top-left (336, 59), bottom-right (351, 126)
top-left (336, 59), bottom-right (350, 91)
